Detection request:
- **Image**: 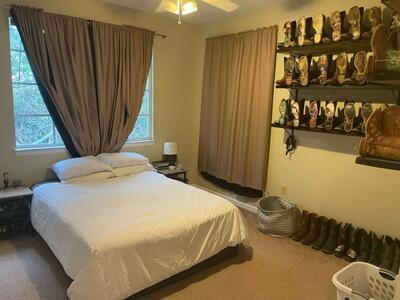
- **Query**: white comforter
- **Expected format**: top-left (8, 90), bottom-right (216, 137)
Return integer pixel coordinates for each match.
top-left (32, 171), bottom-right (248, 300)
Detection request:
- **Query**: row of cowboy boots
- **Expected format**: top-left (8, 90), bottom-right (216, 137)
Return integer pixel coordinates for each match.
top-left (292, 211), bottom-right (400, 274)
top-left (277, 99), bottom-right (379, 134)
top-left (275, 51), bottom-right (371, 87)
top-left (281, 6), bottom-right (395, 48)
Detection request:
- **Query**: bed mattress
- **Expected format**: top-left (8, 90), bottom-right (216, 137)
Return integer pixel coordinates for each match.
top-left (31, 171), bottom-right (248, 299)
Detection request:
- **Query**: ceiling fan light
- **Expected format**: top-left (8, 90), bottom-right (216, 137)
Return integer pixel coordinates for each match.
top-left (157, 0), bottom-right (179, 14)
top-left (181, 0), bottom-right (198, 15)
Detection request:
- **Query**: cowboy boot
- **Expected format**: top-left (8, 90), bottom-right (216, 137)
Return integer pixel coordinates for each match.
top-left (292, 210), bottom-right (311, 241)
top-left (327, 53), bottom-right (348, 85)
top-left (313, 14), bottom-right (326, 44)
top-left (275, 57), bottom-right (287, 85)
top-left (325, 101), bottom-right (337, 130)
top-left (299, 56), bottom-right (310, 86)
top-left (354, 51), bottom-right (368, 84)
top-left (334, 223), bottom-right (354, 258)
top-left (301, 214), bottom-right (321, 245)
top-left (283, 20), bottom-right (297, 47)
top-left (357, 230), bottom-right (372, 262)
top-left (311, 216), bottom-right (330, 250)
top-left (285, 56), bottom-right (296, 86)
top-left (291, 99), bottom-right (304, 128)
top-left (343, 55), bottom-right (356, 84)
top-left (379, 236), bottom-right (396, 270)
top-left (317, 54), bottom-right (330, 85)
top-left (348, 6), bottom-right (364, 40)
top-left (309, 100), bottom-right (319, 128)
top-left (322, 220), bottom-right (340, 254)
top-left (330, 11), bottom-right (346, 42)
top-left (343, 102), bottom-right (356, 132)
top-left (392, 239), bottom-right (400, 274)
top-left (369, 233), bottom-right (384, 266)
top-left (360, 102), bottom-right (373, 133)
top-left (345, 228), bottom-right (362, 262)
top-left (298, 16), bottom-right (307, 46)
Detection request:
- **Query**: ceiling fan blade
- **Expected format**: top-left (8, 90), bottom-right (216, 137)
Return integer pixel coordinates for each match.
top-left (156, 0), bottom-right (178, 14)
top-left (201, 0), bottom-right (238, 12)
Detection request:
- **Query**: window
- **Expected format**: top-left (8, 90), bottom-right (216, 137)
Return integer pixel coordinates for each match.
top-left (9, 20), bottom-right (153, 150)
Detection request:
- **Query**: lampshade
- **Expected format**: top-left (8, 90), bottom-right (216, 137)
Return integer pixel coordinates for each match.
top-left (157, 0), bottom-right (198, 16)
top-left (163, 142), bottom-right (178, 155)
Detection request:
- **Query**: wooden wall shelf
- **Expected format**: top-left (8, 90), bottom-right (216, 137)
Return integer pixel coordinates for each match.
top-left (275, 83), bottom-right (400, 90)
top-left (356, 156), bottom-right (400, 171)
top-left (277, 39), bottom-right (371, 57)
top-left (271, 123), bottom-right (365, 137)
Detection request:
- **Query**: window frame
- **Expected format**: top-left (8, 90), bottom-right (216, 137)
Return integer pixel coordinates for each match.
top-left (9, 20), bottom-right (154, 151)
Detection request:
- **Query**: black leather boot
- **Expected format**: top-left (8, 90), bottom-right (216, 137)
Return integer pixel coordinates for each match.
top-left (356, 230), bottom-right (372, 262)
top-left (379, 236), bottom-right (396, 270)
top-left (322, 220), bottom-right (340, 254)
top-left (292, 211), bottom-right (311, 242)
top-left (392, 239), bottom-right (400, 274)
top-left (334, 223), bottom-right (354, 258)
top-left (368, 233), bottom-right (383, 266)
top-left (345, 228), bottom-right (362, 262)
top-left (311, 216), bottom-right (330, 250)
top-left (301, 214), bottom-right (321, 245)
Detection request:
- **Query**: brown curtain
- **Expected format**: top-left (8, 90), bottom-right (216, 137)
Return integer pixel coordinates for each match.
top-left (92, 22), bottom-right (154, 153)
top-left (11, 7), bottom-right (100, 157)
top-left (198, 26), bottom-right (278, 191)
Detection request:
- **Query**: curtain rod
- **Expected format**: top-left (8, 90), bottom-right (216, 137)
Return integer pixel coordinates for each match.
top-left (0, 4), bottom-right (167, 39)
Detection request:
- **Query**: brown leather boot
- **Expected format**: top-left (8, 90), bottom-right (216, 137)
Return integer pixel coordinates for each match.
top-left (311, 216), bottom-right (330, 250)
top-left (345, 228), bottom-right (362, 262)
top-left (292, 210), bottom-right (311, 242)
top-left (356, 230), bottom-right (372, 262)
top-left (334, 223), bottom-right (354, 258)
top-left (368, 233), bottom-right (384, 266)
top-left (392, 239), bottom-right (400, 274)
top-left (301, 214), bottom-right (321, 245)
top-left (379, 236), bottom-right (396, 270)
top-left (276, 57), bottom-right (287, 85)
top-left (322, 220), bottom-right (340, 254)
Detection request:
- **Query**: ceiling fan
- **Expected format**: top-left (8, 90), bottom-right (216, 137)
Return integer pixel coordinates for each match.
top-left (156, 0), bottom-right (239, 24)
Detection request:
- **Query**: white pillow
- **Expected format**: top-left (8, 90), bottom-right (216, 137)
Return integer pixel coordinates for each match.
top-left (51, 156), bottom-right (112, 181)
top-left (62, 171), bottom-right (113, 184)
top-left (112, 163), bottom-right (154, 178)
top-left (97, 152), bottom-right (149, 168)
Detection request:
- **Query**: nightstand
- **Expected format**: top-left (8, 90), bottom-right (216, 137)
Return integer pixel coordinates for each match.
top-left (0, 186), bottom-right (33, 238)
top-left (157, 168), bottom-right (188, 183)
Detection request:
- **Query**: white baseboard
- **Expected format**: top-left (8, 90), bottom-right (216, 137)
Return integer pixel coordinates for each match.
top-left (191, 184), bottom-right (257, 214)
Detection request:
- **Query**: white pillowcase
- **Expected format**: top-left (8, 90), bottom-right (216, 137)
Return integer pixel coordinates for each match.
top-left (112, 163), bottom-right (154, 178)
top-left (97, 152), bottom-right (149, 168)
top-left (51, 156), bottom-right (112, 181)
top-left (62, 171), bottom-right (113, 184)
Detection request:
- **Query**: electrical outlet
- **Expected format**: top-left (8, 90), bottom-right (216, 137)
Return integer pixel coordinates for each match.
top-left (281, 185), bottom-right (288, 195)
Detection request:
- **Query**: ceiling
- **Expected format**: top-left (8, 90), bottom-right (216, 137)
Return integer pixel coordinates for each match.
top-left (103, 0), bottom-right (274, 24)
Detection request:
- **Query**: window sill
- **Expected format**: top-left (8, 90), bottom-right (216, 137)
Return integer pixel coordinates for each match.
top-left (14, 146), bottom-right (68, 156)
top-left (123, 140), bottom-right (155, 149)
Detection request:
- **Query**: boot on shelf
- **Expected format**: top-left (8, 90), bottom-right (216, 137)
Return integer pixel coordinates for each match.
top-left (308, 100), bottom-right (319, 128)
top-left (283, 20), bottom-right (297, 47)
top-left (285, 56), bottom-right (298, 87)
top-left (327, 53), bottom-right (348, 85)
top-left (275, 57), bottom-right (287, 85)
top-left (290, 99), bottom-right (304, 128)
top-left (330, 11), bottom-right (346, 42)
top-left (301, 214), bottom-right (322, 245)
top-left (360, 102), bottom-right (373, 133)
top-left (356, 230), bottom-right (372, 262)
top-left (299, 56), bottom-right (310, 86)
top-left (317, 54), bottom-right (331, 85)
top-left (297, 17), bottom-right (313, 46)
top-left (292, 210), bottom-right (311, 242)
top-left (312, 14), bottom-right (326, 44)
top-left (379, 236), bottom-right (396, 270)
top-left (345, 228), bottom-right (362, 262)
top-left (311, 216), bottom-right (330, 250)
top-left (324, 101), bottom-right (337, 131)
top-left (392, 239), bottom-right (400, 274)
top-left (322, 16), bottom-right (333, 43)
top-left (343, 102), bottom-right (356, 132)
top-left (368, 233), bottom-right (384, 266)
top-left (322, 220), bottom-right (340, 254)
top-left (334, 223), bottom-right (354, 258)
top-left (348, 6), bottom-right (365, 40)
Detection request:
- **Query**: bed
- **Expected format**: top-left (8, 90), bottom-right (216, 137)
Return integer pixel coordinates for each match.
top-left (31, 170), bottom-right (248, 300)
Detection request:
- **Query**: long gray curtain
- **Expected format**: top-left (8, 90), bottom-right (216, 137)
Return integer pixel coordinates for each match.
top-left (92, 22), bottom-right (154, 153)
top-left (198, 26), bottom-right (278, 191)
top-left (11, 6), bottom-right (154, 156)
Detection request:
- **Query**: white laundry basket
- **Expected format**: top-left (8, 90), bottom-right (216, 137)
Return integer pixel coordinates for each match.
top-left (332, 262), bottom-right (399, 300)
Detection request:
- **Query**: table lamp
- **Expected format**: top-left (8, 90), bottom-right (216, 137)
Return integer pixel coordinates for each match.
top-left (163, 142), bottom-right (178, 166)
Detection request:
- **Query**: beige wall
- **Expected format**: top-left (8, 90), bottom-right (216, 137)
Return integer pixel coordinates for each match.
top-left (191, 0), bottom-right (400, 238)
top-left (0, 0), bottom-right (201, 185)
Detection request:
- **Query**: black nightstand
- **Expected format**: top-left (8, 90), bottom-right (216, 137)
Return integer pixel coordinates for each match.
top-left (157, 168), bottom-right (188, 183)
top-left (0, 187), bottom-right (33, 238)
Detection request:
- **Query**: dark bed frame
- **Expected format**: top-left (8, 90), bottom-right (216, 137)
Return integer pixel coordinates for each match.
top-left (129, 245), bottom-right (239, 299)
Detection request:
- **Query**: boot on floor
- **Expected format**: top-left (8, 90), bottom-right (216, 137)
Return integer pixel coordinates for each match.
top-left (311, 217), bottom-right (330, 250)
top-left (334, 223), bottom-right (354, 258)
top-left (292, 211), bottom-right (311, 242)
top-left (379, 236), bottom-right (396, 270)
top-left (356, 230), bottom-right (372, 262)
top-left (301, 214), bottom-right (321, 245)
top-left (322, 220), bottom-right (340, 254)
top-left (392, 239), bottom-right (400, 274)
top-left (345, 228), bottom-right (362, 262)
top-left (368, 233), bottom-right (384, 266)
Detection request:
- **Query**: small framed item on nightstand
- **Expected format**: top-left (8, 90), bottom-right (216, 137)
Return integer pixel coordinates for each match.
top-left (0, 186), bottom-right (33, 238)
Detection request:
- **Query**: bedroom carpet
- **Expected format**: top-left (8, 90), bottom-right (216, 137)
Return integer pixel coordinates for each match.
top-left (0, 210), bottom-right (347, 300)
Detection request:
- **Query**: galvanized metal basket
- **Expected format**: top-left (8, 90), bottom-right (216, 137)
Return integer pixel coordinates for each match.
top-left (256, 196), bottom-right (299, 237)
